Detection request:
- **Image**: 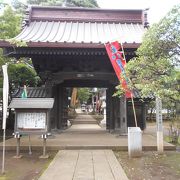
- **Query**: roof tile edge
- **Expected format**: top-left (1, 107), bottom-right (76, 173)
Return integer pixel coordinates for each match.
top-left (29, 6), bottom-right (144, 24)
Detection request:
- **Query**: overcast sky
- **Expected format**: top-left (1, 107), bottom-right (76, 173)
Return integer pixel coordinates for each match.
top-left (97, 0), bottom-right (180, 24)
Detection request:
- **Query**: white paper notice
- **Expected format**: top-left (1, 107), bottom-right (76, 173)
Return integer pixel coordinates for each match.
top-left (17, 112), bottom-right (46, 129)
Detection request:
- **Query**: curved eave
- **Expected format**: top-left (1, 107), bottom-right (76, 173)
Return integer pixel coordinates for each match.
top-left (0, 40), bottom-right (140, 49)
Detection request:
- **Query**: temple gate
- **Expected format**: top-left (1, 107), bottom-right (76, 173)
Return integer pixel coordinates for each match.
top-left (0, 6), bottom-right (149, 133)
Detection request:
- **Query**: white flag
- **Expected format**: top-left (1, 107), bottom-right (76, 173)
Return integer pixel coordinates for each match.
top-left (2, 64), bottom-right (9, 130)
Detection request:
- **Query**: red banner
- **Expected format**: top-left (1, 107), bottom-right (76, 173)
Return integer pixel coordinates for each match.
top-left (105, 41), bottom-right (132, 98)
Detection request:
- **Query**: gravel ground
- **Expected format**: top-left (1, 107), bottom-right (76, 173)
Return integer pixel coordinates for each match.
top-left (114, 151), bottom-right (180, 180)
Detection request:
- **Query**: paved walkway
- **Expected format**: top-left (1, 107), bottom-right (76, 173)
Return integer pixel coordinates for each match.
top-left (71, 114), bottom-right (98, 125)
top-left (69, 114), bottom-right (101, 130)
top-left (0, 114), bottom-right (175, 150)
top-left (39, 150), bottom-right (128, 180)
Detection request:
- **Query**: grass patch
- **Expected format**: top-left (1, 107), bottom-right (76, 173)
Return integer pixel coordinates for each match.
top-left (164, 136), bottom-right (180, 146)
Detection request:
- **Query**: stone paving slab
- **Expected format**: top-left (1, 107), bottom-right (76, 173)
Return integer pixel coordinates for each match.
top-left (0, 130), bottom-right (175, 151)
top-left (71, 114), bottom-right (98, 124)
top-left (39, 150), bottom-right (128, 180)
top-left (0, 114), bottom-right (175, 151)
top-left (69, 124), bottom-right (101, 130)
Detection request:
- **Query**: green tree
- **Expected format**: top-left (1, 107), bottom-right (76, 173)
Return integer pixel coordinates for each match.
top-left (67, 0), bottom-right (99, 8)
top-left (8, 63), bottom-right (39, 91)
top-left (0, 6), bottom-right (40, 100)
top-left (125, 4), bottom-right (180, 101)
top-left (77, 88), bottom-right (91, 104)
top-left (0, 49), bottom-right (6, 98)
top-left (0, 5), bottom-right (21, 39)
top-left (11, 0), bottom-right (27, 14)
top-left (0, 6), bottom-right (20, 99)
top-left (26, 0), bottom-right (99, 7)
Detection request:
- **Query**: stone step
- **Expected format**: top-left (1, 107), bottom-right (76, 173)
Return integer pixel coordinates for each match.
top-left (1, 144), bottom-right (176, 151)
top-left (71, 120), bottom-right (98, 124)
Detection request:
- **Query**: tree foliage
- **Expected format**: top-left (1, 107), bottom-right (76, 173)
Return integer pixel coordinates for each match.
top-left (0, 5), bottom-right (21, 39)
top-left (8, 63), bottom-right (39, 90)
top-left (26, 0), bottom-right (99, 7)
top-left (67, 0), bottom-right (99, 8)
top-left (12, 0), bottom-right (99, 13)
top-left (125, 5), bottom-right (180, 101)
top-left (26, 0), bottom-right (62, 6)
top-left (77, 88), bottom-right (91, 104)
top-left (0, 6), bottom-right (40, 99)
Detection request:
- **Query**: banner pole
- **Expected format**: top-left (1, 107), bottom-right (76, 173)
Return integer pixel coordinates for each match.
top-left (120, 41), bottom-right (137, 127)
top-left (131, 93), bottom-right (138, 127)
top-left (2, 129), bottom-right (6, 174)
top-left (1, 64), bottom-right (9, 174)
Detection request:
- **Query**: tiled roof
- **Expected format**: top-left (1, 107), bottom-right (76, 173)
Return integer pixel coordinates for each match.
top-left (15, 21), bottom-right (145, 45)
top-left (9, 98), bottom-right (54, 109)
top-left (27, 6), bottom-right (144, 24)
top-left (132, 89), bottom-right (154, 99)
top-left (0, 7), bottom-right (147, 48)
top-left (12, 87), bottom-right (49, 98)
top-left (12, 87), bottom-right (153, 99)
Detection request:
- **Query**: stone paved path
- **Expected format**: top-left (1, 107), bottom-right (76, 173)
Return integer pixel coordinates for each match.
top-left (0, 114), bottom-right (175, 151)
top-left (69, 114), bottom-right (102, 131)
top-left (39, 150), bottom-right (128, 180)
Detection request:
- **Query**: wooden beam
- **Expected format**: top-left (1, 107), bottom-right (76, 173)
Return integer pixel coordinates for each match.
top-left (62, 80), bottom-right (113, 88)
top-left (53, 72), bottom-right (118, 82)
top-left (0, 40), bottom-right (140, 49)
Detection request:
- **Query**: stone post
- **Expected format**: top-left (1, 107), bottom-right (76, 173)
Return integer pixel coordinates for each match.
top-left (100, 100), bottom-right (106, 126)
top-left (156, 97), bottom-right (164, 153)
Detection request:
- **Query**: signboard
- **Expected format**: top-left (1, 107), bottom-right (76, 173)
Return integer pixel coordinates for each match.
top-left (15, 110), bottom-right (48, 134)
top-left (9, 98), bottom-right (54, 135)
top-left (17, 112), bottom-right (46, 130)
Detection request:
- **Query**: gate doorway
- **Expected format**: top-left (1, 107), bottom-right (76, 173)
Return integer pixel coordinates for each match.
top-left (50, 81), bottom-right (128, 134)
top-left (1, 7), bottom-right (148, 134)
top-left (67, 87), bottom-right (106, 132)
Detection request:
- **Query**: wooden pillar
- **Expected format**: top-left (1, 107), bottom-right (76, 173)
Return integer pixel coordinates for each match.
top-left (106, 86), bottom-right (114, 131)
top-left (62, 87), bottom-right (68, 129)
top-left (56, 84), bottom-right (69, 130)
top-left (107, 84), bottom-right (127, 134)
top-left (113, 94), bottom-right (127, 134)
top-left (45, 79), bottom-right (53, 132)
top-left (141, 102), bottom-right (147, 130)
top-left (106, 85), bottom-right (128, 133)
top-left (113, 95), bottom-right (120, 130)
top-left (127, 100), bottom-right (147, 130)
top-left (57, 84), bottom-right (63, 129)
top-left (127, 101), bottom-right (139, 128)
top-left (52, 85), bottom-right (58, 130)
top-left (106, 88), bottom-right (110, 130)
top-left (119, 95), bottom-right (127, 134)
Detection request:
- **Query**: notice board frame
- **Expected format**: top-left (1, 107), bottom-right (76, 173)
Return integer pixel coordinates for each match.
top-left (14, 109), bottom-right (50, 135)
